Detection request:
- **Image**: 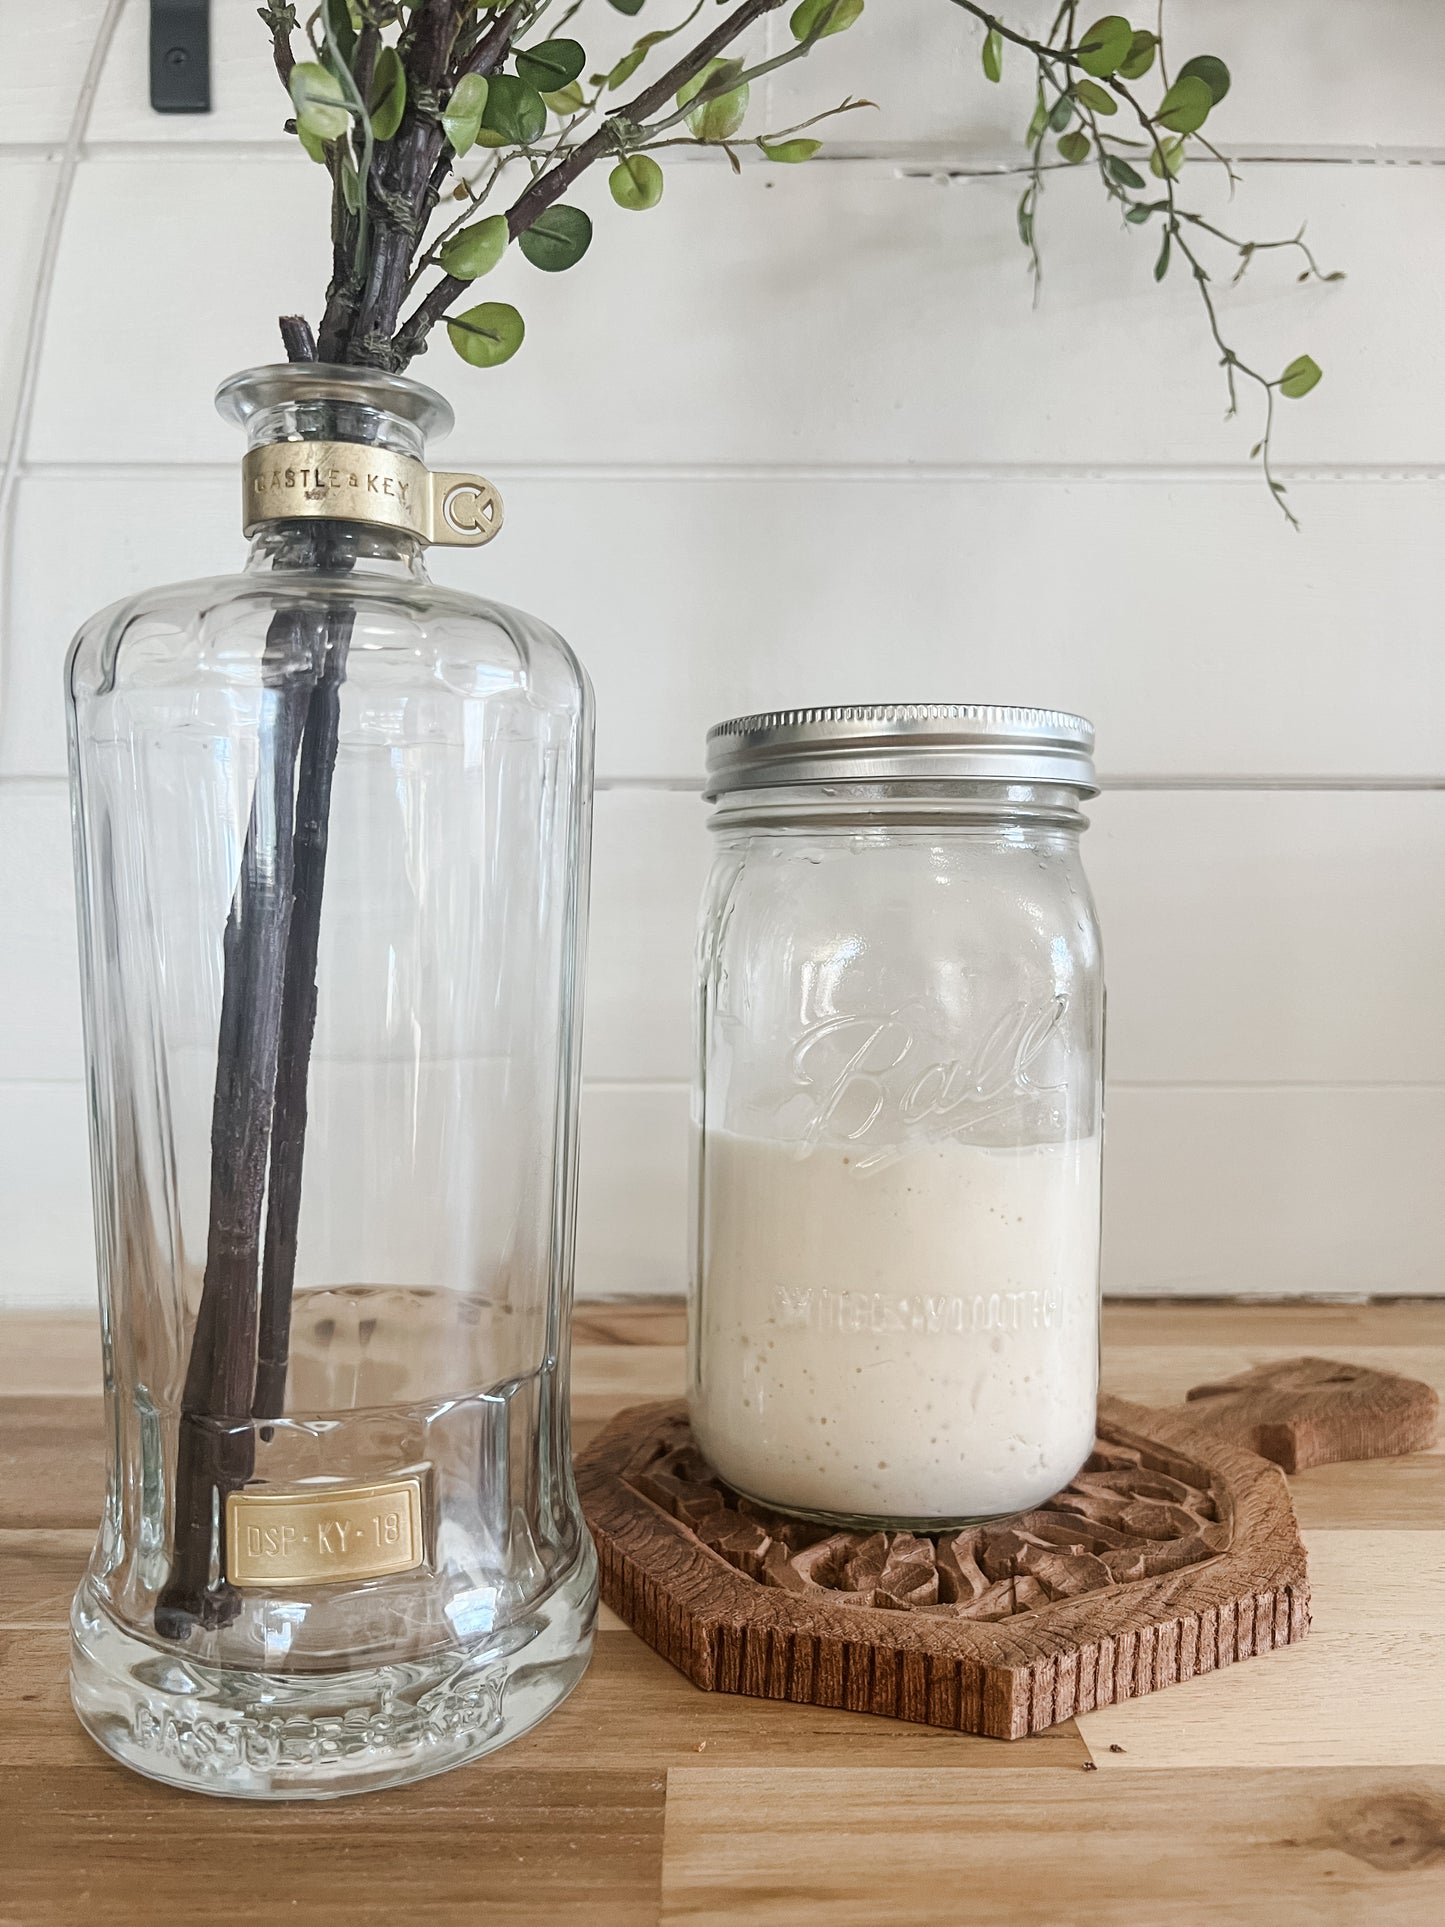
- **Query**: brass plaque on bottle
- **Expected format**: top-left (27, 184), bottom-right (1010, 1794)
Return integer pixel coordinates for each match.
top-left (226, 1477), bottom-right (425, 1588)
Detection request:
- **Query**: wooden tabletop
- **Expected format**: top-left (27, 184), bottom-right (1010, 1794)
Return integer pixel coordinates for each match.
top-left (3, 1299), bottom-right (1443, 1925)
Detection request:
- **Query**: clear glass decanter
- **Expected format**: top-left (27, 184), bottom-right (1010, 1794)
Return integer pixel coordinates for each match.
top-left (65, 363), bottom-right (597, 1798)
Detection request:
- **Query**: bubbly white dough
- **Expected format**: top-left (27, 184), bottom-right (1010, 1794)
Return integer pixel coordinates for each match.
top-left (690, 1131), bottom-right (1101, 1521)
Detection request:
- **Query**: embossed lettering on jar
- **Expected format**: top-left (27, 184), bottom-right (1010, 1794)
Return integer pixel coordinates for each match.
top-left (690, 705), bottom-right (1104, 1528)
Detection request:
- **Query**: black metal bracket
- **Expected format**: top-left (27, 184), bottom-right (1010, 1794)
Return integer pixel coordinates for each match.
top-left (150, 0), bottom-right (211, 114)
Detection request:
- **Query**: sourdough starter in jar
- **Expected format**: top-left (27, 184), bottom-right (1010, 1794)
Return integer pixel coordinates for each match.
top-left (692, 1131), bottom-right (1101, 1520)
top-left (689, 704), bottom-right (1105, 1527)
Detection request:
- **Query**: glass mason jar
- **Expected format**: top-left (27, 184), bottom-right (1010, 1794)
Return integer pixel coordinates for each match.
top-left (690, 705), bottom-right (1103, 1530)
top-left (65, 364), bottom-right (597, 1798)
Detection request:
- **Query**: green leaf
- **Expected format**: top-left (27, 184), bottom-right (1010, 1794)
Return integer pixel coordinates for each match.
top-left (339, 152), bottom-right (361, 214)
top-left (604, 13), bottom-right (701, 88)
top-left (1016, 187), bottom-right (1034, 247)
top-left (982, 26), bottom-right (1002, 84)
top-left (1118, 28), bottom-right (1156, 80)
top-left (479, 73), bottom-right (547, 147)
top-left (368, 46), bottom-right (406, 143)
top-left (1154, 230), bottom-right (1171, 280)
top-left (760, 137), bottom-right (821, 163)
top-left (1104, 154), bottom-right (1145, 187)
top-left (442, 73), bottom-right (488, 155)
top-left (790, 0), bottom-right (864, 44)
top-left (1124, 201), bottom-right (1153, 223)
top-left (605, 49), bottom-right (645, 88)
top-left (518, 203), bottom-right (593, 271)
top-left (326, 2), bottom-right (355, 65)
top-left (297, 119), bottom-right (328, 164)
top-left (1279, 353), bottom-right (1322, 399)
top-left (1025, 92), bottom-right (1047, 144)
top-left (606, 31), bottom-right (671, 91)
top-left (447, 301), bottom-right (526, 368)
top-left (543, 82), bottom-right (586, 115)
top-left (1150, 135), bottom-right (1185, 178)
top-left (515, 38), bottom-right (586, 93)
top-left (1155, 74), bottom-right (1213, 135)
top-left (609, 153), bottom-right (665, 208)
top-left (1076, 15), bottom-right (1132, 78)
top-left (439, 213), bottom-right (510, 280)
top-left (1075, 78), bottom-right (1117, 116)
top-left (677, 57), bottom-right (749, 141)
top-left (608, 0), bottom-right (644, 12)
top-left (289, 61), bottom-right (349, 142)
top-left (1048, 93), bottom-right (1075, 132)
top-left (1177, 54), bottom-right (1231, 106)
top-left (1057, 129), bottom-right (1090, 164)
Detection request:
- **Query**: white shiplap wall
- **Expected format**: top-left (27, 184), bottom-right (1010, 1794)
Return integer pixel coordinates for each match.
top-left (2, 0), bottom-right (1443, 1306)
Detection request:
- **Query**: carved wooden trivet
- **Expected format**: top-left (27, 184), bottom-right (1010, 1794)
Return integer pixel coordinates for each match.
top-left (1183, 1356), bottom-right (1440, 1472)
top-left (576, 1397), bottom-right (1309, 1740)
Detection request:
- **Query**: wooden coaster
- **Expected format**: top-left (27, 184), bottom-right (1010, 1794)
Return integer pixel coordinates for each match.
top-left (575, 1397), bottom-right (1309, 1741)
top-left (1183, 1356), bottom-right (1440, 1472)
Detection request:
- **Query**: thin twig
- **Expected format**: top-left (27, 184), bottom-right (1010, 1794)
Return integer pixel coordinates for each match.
top-left (157, 639), bottom-right (307, 1632)
top-left (262, 3), bottom-right (298, 89)
top-left (279, 313), bottom-right (318, 360)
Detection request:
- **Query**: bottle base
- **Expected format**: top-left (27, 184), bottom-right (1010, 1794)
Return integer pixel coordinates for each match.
top-left (69, 1542), bottom-right (597, 1801)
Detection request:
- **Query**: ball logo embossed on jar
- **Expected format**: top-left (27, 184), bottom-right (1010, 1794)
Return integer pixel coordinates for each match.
top-left (790, 996), bottom-right (1068, 1171)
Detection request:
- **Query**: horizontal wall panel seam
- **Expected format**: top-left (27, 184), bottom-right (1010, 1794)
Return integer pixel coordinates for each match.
top-left (18, 463), bottom-right (1445, 485)
top-left (8, 775), bottom-right (1445, 793)
top-left (4, 142), bottom-right (1445, 166)
top-left (6, 1079), bottom-right (1445, 1097)
top-left (587, 778), bottom-right (1445, 794)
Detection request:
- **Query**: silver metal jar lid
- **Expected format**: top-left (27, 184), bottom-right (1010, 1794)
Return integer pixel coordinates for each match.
top-left (704, 704), bottom-right (1097, 799)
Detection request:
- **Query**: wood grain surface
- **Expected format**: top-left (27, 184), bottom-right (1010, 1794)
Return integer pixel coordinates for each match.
top-left (2, 1300), bottom-right (1443, 1925)
top-left (1182, 1354), bottom-right (1439, 1469)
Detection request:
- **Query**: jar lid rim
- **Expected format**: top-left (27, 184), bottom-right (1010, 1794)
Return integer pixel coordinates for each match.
top-left (704, 703), bottom-right (1097, 799)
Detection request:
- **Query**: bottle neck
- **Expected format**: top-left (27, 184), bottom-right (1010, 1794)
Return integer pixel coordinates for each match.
top-left (239, 392), bottom-right (433, 578)
top-left (243, 394), bottom-right (428, 463)
top-left (243, 519), bottom-right (430, 581)
top-left (222, 367), bottom-right (501, 561)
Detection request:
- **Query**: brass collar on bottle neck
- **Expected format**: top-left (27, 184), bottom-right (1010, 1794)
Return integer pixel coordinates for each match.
top-left (241, 438), bottom-right (503, 547)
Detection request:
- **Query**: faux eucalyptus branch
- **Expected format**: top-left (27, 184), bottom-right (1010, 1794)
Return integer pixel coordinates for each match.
top-left (160, 0), bottom-right (1338, 1633)
top-left (267, 0), bottom-right (1337, 519)
top-left (950, 4), bottom-right (1340, 524)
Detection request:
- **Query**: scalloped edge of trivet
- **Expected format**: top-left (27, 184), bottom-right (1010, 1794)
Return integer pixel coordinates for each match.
top-left (576, 1395), bottom-right (1310, 1740)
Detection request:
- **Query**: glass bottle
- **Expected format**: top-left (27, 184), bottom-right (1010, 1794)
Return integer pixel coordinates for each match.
top-left (66, 364), bottom-right (597, 1798)
top-left (690, 705), bottom-right (1103, 1529)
